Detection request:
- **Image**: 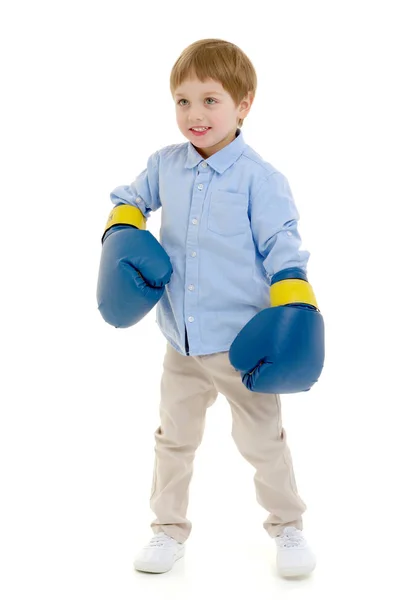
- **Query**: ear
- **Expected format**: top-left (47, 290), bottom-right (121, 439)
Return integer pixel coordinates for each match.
top-left (238, 92), bottom-right (254, 118)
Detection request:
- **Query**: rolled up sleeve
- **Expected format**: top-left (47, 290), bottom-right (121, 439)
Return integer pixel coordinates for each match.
top-left (110, 150), bottom-right (161, 219)
top-left (250, 171), bottom-right (310, 278)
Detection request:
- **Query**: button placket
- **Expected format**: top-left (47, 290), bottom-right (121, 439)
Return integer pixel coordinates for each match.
top-left (184, 166), bottom-right (210, 344)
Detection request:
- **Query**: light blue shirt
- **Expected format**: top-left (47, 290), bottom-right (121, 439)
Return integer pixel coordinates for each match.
top-left (110, 129), bottom-right (310, 356)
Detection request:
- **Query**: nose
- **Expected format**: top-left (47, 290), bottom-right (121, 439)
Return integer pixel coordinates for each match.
top-left (188, 107), bottom-right (204, 124)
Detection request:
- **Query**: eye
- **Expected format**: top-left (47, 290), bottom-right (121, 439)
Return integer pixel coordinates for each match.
top-left (177, 97), bottom-right (217, 106)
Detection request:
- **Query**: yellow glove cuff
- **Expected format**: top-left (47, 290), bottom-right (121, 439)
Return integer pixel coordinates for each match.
top-left (270, 279), bottom-right (318, 309)
top-left (104, 204), bottom-right (146, 235)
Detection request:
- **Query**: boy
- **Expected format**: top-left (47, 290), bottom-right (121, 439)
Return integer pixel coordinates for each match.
top-left (97, 38), bottom-right (323, 578)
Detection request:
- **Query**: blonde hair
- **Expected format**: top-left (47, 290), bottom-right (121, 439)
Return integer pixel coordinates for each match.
top-left (170, 38), bottom-right (257, 128)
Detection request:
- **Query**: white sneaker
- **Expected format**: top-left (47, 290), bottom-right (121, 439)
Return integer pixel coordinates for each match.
top-left (133, 532), bottom-right (185, 573)
top-left (275, 526), bottom-right (316, 577)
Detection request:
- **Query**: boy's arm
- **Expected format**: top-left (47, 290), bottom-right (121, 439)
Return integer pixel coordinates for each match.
top-left (109, 150), bottom-right (162, 219)
top-left (249, 171), bottom-right (310, 281)
top-left (229, 172), bottom-right (324, 394)
top-left (97, 150), bottom-right (172, 329)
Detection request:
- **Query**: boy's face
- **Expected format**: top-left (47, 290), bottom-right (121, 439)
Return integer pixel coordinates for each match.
top-left (173, 77), bottom-right (253, 158)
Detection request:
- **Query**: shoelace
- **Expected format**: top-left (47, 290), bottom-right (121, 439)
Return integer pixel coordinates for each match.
top-left (146, 533), bottom-right (177, 548)
top-left (276, 528), bottom-right (306, 549)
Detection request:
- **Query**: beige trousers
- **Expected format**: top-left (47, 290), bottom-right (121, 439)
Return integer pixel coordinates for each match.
top-left (149, 342), bottom-right (307, 543)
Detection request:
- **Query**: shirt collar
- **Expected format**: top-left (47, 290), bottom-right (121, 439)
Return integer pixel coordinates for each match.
top-left (185, 128), bottom-right (246, 174)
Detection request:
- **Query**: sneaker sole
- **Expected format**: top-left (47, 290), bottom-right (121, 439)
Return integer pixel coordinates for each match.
top-left (278, 562), bottom-right (316, 578)
top-left (134, 546), bottom-right (185, 574)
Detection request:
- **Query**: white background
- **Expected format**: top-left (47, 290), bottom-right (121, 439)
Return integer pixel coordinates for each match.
top-left (1, 1), bottom-right (399, 598)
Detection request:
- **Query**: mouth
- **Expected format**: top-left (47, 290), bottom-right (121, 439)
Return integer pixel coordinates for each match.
top-left (190, 127), bottom-right (211, 136)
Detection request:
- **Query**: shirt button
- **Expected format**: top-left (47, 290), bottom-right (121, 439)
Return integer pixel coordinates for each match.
top-left (287, 231), bottom-right (293, 236)
top-left (188, 316), bottom-right (195, 323)
top-left (192, 218), bottom-right (198, 225)
top-left (136, 197), bottom-right (142, 203)
top-left (201, 162), bottom-right (207, 168)
top-left (197, 184), bottom-right (204, 190)
top-left (188, 284), bottom-right (194, 291)
top-left (191, 251), bottom-right (197, 257)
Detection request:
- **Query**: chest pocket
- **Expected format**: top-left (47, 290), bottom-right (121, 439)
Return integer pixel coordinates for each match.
top-left (207, 190), bottom-right (248, 236)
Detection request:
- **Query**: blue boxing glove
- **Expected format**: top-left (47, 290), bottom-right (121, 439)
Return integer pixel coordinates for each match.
top-left (229, 267), bottom-right (324, 393)
top-left (97, 204), bottom-right (173, 328)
